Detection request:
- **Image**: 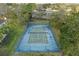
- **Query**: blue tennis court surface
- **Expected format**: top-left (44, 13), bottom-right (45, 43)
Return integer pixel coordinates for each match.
top-left (16, 24), bottom-right (60, 52)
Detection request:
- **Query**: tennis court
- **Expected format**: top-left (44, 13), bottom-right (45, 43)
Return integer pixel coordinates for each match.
top-left (16, 24), bottom-right (60, 52)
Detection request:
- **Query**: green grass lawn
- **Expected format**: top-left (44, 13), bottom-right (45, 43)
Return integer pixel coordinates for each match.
top-left (6, 25), bottom-right (26, 55)
top-left (0, 24), bottom-right (26, 55)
